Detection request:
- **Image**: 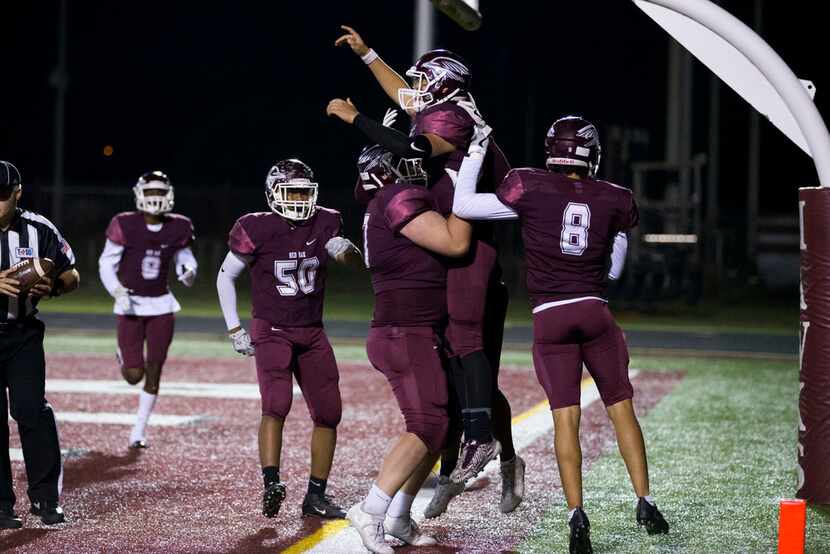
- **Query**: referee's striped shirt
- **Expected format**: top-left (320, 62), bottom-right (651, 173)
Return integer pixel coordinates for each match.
top-left (0, 208), bottom-right (76, 322)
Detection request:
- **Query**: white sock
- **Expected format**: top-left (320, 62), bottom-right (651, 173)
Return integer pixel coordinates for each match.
top-left (387, 491), bottom-right (415, 519)
top-left (129, 390), bottom-right (157, 443)
top-left (567, 507), bottom-right (578, 523)
top-left (362, 484), bottom-right (392, 517)
top-left (642, 495), bottom-right (656, 506)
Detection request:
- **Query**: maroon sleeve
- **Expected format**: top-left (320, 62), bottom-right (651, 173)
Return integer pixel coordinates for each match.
top-left (495, 170), bottom-right (527, 211)
top-left (618, 192), bottom-right (639, 232)
top-left (105, 216), bottom-right (126, 245)
top-left (413, 106), bottom-right (473, 149)
top-left (179, 217), bottom-right (196, 247)
top-left (228, 217), bottom-right (256, 256)
top-left (384, 187), bottom-right (434, 233)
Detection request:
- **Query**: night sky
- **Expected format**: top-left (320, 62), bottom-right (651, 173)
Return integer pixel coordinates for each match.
top-left (2, 1), bottom-right (827, 228)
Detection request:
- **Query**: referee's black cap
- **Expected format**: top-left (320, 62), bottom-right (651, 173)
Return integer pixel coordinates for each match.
top-left (0, 160), bottom-right (22, 189)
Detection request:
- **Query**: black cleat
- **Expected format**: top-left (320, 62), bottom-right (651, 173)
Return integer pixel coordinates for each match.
top-left (262, 481), bottom-right (286, 518)
top-left (302, 492), bottom-right (346, 519)
top-left (0, 506), bottom-right (23, 529)
top-left (637, 497), bottom-right (669, 534)
top-left (129, 440), bottom-right (147, 450)
top-left (30, 501), bottom-right (66, 525)
top-left (569, 507), bottom-right (593, 554)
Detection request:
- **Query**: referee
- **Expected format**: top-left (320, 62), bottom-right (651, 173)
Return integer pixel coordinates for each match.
top-left (0, 161), bottom-right (80, 529)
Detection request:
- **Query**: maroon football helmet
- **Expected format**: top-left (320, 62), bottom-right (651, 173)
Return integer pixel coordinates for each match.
top-left (544, 116), bottom-right (602, 177)
top-left (356, 145), bottom-right (427, 191)
top-left (265, 159), bottom-right (318, 220)
top-left (398, 49), bottom-right (471, 113)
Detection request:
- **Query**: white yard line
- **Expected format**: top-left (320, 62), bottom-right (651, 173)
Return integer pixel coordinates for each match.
top-left (46, 379), bottom-right (301, 399)
top-left (54, 412), bottom-right (206, 426)
top-left (304, 370), bottom-right (639, 553)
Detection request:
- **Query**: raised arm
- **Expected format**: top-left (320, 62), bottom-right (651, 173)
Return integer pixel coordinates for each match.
top-left (335, 25), bottom-right (408, 105)
top-left (452, 125), bottom-right (518, 221)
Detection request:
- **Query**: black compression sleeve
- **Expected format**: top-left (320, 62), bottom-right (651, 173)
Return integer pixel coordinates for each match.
top-left (353, 114), bottom-right (432, 159)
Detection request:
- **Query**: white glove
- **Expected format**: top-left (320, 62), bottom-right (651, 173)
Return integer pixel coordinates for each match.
top-left (229, 328), bottom-right (255, 356)
top-left (113, 285), bottom-right (132, 312)
top-left (468, 122), bottom-right (492, 159)
top-left (382, 108), bottom-right (399, 128)
top-left (325, 236), bottom-right (358, 260)
top-left (177, 265), bottom-right (197, 287)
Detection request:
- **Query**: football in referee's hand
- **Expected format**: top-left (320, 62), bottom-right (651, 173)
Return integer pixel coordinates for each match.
top-left (5, 257), bottom-right (55, 293)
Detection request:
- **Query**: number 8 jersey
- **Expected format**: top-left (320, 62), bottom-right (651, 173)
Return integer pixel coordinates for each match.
top-left (496, 169), bottom-right (639, 307)
top-left (228, 208), bottom-right (342, 327)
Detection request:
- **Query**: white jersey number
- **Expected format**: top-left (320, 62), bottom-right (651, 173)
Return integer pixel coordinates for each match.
top-left (141, 254), bottom-right (162, 280)
top-left (362, 213), bottom-right (371, 269)
top-left (561, 202), bottom-right (591, 256)
top-left (274, 257), bottom-right (319, 296)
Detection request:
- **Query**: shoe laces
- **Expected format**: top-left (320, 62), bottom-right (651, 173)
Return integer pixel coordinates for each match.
top-left (373, 520), bottom-right (386, 543)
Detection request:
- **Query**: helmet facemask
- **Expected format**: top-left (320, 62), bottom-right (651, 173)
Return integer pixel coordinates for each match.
top-left (134, 182), bottom-right (174, 215)
top-left (398, 68), bottom-right (437, 112)
top-left (266, 178), bottom-right (318, 221)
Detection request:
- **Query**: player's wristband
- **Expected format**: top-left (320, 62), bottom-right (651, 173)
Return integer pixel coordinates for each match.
top-left (361, 48), bottom-right (379, 65)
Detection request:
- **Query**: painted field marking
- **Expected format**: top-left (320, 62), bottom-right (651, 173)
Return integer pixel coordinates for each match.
top-left (296, 371), bottom-right (638, 554)
top-left (9, 448), bottom-right (86, 462)
top-left (54, 412), bottom-right (206, 426)
top-left (46, 379), bottom-right (301, 399)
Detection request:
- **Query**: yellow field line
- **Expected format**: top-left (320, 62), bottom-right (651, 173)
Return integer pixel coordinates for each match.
top-left (283, 376), bottom-right (595, 554)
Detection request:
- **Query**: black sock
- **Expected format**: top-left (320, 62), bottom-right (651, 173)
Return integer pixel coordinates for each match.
top-left (262, 466), bottom-right (280, 488)
top-left (307, 476), bottom-right (327, 496)
top-left (461, 351), bottom-right (493, 443)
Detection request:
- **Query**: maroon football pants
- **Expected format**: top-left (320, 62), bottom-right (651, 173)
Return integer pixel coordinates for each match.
top-left (367, 326), bottom-right (449, 454)
top-left (250, 319), bottom-right (342, 429)
top-left (116, 313), bottom-right (175, 370)
top-left (532, 300), bottom-right (633, 410)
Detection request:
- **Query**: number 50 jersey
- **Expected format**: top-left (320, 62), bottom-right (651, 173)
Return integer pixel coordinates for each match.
top-left (496, 169), bottom-right (639, 307)
top-left (228, 208), bottom-right (342, 327)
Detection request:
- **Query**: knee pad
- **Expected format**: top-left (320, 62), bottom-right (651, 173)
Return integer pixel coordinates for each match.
top-left (447, 318), bottom-right (485, 358)
top-left (405, 412), bottom-right (449, 454)
top-left (122, 367), bottom-right (145, 385)
top-left (310, 402), bottom-right (342, 429)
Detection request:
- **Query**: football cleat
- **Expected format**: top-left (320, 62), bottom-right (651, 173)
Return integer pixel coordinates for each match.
top-left (346, 503), bottom-right (393, 554)
top-left (450, 438), bottom-right (501, 484)
top-left (569, 507), bottom-right (592, 554)
top-left (423, 475), bottom-right (465, 519)
top-left (0, 506), bottom-right (23, 529)
top-left (128, 440), bottom-right (147, 450)
top-left (499, 455), bottom-right (526, 513)
top-left (385, 514), bottom-right (437, 546)
top-left (301, 492), bottom-right (346, 519)
top-left (30, 501), bottom-right (66, 525)
top-left (636, 497), bottom-right (669, 534)
top-left (262, 481), bottom-right (286, 518)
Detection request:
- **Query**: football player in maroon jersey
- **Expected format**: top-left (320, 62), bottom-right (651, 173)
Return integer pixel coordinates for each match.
top-left (216, 159), bottom-right (361, 521)
top-left (341, 144), bottom-right (472, 554)
top-left (452, 117), bottom-right (669, 554)
top-left (331, 26), bottom-right (523, 518)
top-left (98, 171), bottom-right (197, 450)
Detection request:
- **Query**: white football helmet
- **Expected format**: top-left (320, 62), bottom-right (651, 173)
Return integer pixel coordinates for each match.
top-left (265, 159), bottom-right (318, 221)
top-left (134, 171), bottom-right (174, 215)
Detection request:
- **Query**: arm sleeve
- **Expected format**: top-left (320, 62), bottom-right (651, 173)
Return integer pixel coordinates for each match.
top-left (353, 114), bottom-right (433, 159)
top-left (228, 218), bottom-right (256, 256)
top-left (174, 247), bottom-right (198, 277)
top-left (608, 232), bottom-right (628, 280)
top-left (40, 225), bottom-right (76, 275)
top-left (452, 154), bottom-right (519, 221)
top-left (384, 187), bottom-right (434, 233)
top-left (98, 239), bottom-right (125, 296)
top-left (105, 216), bottom-right (126, 245)
top-left (216, 251), bottom-right (250, 331)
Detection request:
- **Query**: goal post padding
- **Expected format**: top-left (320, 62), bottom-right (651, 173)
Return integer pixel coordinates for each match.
top-left (798, 186), bottom-right (830, 504)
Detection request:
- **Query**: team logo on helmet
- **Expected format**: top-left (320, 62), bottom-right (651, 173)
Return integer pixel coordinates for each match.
top-left (357, 145), bottom-right (427, 191)
top-left (265, 159), bottom-right (318, 221)
top-left (134, 170), bottom-right (174, 215)
top-left (398, 49), bottom-right (471, 113)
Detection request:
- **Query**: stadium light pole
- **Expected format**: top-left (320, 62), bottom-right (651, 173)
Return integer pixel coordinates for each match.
top-left (633, 0), bottom-right (830, 186)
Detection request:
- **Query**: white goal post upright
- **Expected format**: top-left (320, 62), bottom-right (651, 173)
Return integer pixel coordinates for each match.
top-left (633, 0), bottom-right (830, 504)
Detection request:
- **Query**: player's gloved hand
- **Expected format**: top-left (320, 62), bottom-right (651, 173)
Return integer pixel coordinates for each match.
top-left (382, 108), bottom-right (398, 128)
top-left (335, 25), bottom-right (370, 56)
top-left (229, 327), bottom-right (255, 356)
top-left (113, 285), bottom-right (132, 312)
top-left (467, 121), bottom-right (492, 159)
top-left (177, 265), bottom-right (197, 287)
top-left (325, 236), bottom-right (358, 261)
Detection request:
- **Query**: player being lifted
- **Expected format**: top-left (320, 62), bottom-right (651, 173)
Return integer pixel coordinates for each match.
top-left (329, 26), bottom-right (523, 518)
top-left (216, 159), bottom-right (359, 520)
top-left (98, 171), bottom-right (197, 449)
top-left (452, 116), bottom-right (670, 554)
top-left (339, 142), bottom-right (472, 554)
